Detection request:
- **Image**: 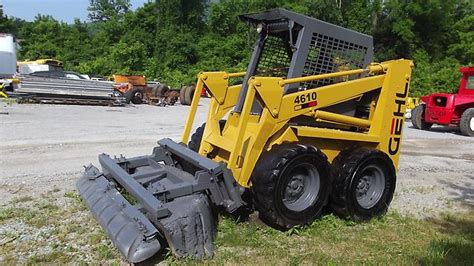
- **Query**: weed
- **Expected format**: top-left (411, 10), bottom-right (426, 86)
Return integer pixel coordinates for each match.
top-left (0, 207), bottom-right (15, 221)
top-left (64, 191), bottom-right (77, 198)
top-left (10, 196), bottom-right (34, 204)
top-left (93, 242), bottom-right (117, 260)
top-left (286, 224), bottom-right (304, 236)
top-left (1, 190), bottom-right (473, 265)
top-left (26, 251), bottom-right (71, 264)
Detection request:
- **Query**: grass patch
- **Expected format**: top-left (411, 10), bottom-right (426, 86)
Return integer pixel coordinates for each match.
top-left (26, 251), bottom-right (71, 264)
top-left (1, 191), bottom-right (472, 264)
top-left (10, 196), bottom-right (34, 204)
top-left (0, 192), bottom-right (121, 264)
top-left (185, 211), bottom-right (474, 265)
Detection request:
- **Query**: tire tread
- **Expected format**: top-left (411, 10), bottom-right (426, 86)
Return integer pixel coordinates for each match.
top-left (330, 147), bottom-right (396, 221)
top-left (251, 143), bottom-right (330, 229)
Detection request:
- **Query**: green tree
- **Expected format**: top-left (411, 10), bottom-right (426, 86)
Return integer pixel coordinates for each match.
top-left (18, 15), bottom-right (62, 60)
top-left (88, 0), bottom-right (131, 22)
top-left (447, 14), bottom-right (474, 64)
top-left (373, 0), bottom-right (458, 61)
top-left (410, 51), bottom-right (462, 96)
top-left (0, 4), bottom-right (25, 35)
top-left (3, 0), bottom-right (471, 91)
top-left (58, 19), bottom-right (93, 70)
top-left (157, 0), bottom-right (207, 30)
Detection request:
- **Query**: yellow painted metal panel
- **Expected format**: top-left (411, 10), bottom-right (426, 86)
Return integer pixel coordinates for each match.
top-left (294, 126), bottom-right (379, 143)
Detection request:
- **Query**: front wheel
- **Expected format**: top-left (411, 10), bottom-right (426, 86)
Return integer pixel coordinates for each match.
top-left (460, 108), bottom-right (474, 137)
top-left (411, 104), bottom-right (432, 130)
top-left (251, 143), bottom-right (332, 229)
top-left (129, 89), bottom-right (143, 104)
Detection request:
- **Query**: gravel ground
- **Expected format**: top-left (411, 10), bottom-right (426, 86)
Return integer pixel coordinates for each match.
top-left (1, 99), bottom-right (473, 215)
top-left (0, 100), bottom-right (473, 263)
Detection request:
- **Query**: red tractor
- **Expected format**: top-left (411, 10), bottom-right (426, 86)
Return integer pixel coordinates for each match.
top-left (412, 66), bottom-right (474, 136)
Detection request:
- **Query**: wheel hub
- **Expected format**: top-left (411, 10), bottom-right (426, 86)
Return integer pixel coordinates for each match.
top-left (285, 175), bottom-right (305, 202)
top-left (356, 176), bottom-right (371, 197)
top-left (470, 117), bottom-right (474, 131)
top-left (282, 163), bottom-right (321, 212)
top-left (355, 165), bottom-right (385, 209)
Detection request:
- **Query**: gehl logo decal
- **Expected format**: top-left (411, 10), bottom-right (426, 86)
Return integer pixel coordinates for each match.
top-left (388, 82), bottom-right (409, 155)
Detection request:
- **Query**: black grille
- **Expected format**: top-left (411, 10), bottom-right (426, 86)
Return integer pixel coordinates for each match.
top-left (255, 35), bottom-right (292, 78)
top-left (302, 33), bottom-right (369, 88)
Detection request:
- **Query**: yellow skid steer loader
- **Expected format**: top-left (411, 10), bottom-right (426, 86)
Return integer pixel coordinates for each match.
top-left (77, 8), bottom-right (413, 263)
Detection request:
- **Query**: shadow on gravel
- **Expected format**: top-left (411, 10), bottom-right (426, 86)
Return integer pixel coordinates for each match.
top-left (419, 210), bottom-right (474, 265)
top-left (419, 176), bottom-right (474, 265)
top-left (408, 124), bottom-right (467, 136)
top-left (438, 175), bottom-right (474, 209)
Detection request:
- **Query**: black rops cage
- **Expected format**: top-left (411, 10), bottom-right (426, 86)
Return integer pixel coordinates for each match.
top-left (235, 8), bottom-right (374, 112)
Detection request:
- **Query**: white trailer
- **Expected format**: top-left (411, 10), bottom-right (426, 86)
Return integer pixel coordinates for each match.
top-left (0, 33), bottom-right (17, 78)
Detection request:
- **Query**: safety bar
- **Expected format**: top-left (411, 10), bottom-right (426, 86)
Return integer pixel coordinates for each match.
top-left (279, 63), bottom-right (388, 86)
top-left (227, 72), bottom-right (246, 78)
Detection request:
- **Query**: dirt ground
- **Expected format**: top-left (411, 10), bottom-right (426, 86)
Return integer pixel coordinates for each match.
top-left (0, 99), bottom-right (473, 217)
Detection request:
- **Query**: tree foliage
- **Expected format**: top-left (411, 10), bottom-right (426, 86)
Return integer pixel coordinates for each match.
top-left (0, 0), bottom-right (472, 95)
top-left (87, 0), bottom-right (131, 22)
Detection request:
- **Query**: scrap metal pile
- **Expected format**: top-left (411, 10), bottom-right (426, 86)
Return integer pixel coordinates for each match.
top-left (13, 72), bottom-right (186, 107)
top-left (15, 74), bottom-right (125, 106)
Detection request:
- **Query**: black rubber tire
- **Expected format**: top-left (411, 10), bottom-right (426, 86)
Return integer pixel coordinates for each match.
top-left (251, 143), bottom-right (332, 229)
top-left (129, 89), bottom-right (143, 104)
top-left (188, 120), bottom-right (226, 152)
top-left (179, 86), bottom-right (188, 105)
top-left (412, 104), bottom-right (432, 130)
top-left (330, 147), bottom-right (396, 221)
top-left (184, 85), bottom-right (195, 105)
top-left (460, 108), bottom-right (474, 137)
top-left (188, 124), bottom-right (206, 152)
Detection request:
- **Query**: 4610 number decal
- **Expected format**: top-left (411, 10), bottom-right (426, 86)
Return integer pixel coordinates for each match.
top-left (294, 92), bottom-right (318, 110)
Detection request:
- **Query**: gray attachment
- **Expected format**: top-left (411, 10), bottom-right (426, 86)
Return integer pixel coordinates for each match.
top-left (157, 138), bottom-right (243, 212)
top-left (156, 194), bottom-right (216, 258)
top-left (77, 139), bottom-right (244, 263)
top-left (158, 138), bottom-right (224, 174)
top-left (76, 169), bottom-right (161, 263)
top-left (158, 138), bottom-right (244, 212)
top-left (99, 154), bottom-right (172, 221)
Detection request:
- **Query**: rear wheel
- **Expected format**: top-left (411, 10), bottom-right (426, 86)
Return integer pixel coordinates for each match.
top-left (330, 147), bottom-right (396, 221)
top-left (412, 104), bottom-right (432, 130)
top-left (130, 89), bottom-right (143, 104)
top-left (460, 108), bottom-right (474, 137)
top-left (251, 143), bottom-right (331, 229)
